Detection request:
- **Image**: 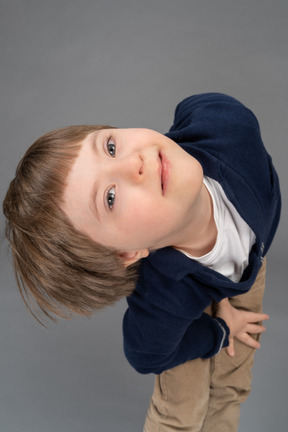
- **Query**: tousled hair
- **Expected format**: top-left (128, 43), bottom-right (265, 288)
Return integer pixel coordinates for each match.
top-left (3, 125), bottom-right (139, 325)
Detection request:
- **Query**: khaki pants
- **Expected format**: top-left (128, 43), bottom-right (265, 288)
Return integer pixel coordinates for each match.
top-left (144, 259), bottom-right (266, 432)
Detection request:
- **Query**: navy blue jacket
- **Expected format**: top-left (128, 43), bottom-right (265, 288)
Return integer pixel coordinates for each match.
top-left (123, 93), bottom-right (281, 374)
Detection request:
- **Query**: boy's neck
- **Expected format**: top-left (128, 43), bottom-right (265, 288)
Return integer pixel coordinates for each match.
top-left (174, 182), bottom-right (217, 257)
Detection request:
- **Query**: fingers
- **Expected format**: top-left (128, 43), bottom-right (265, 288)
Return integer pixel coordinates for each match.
top-left (227, 331), bottom-right (262, 357)
top-left (227, 337), bottom-right (235, 357)
top-left (226, 323), bottom-right (267, 356)
top-left (241, 311), bottom-right (269, 323)
top-left (240, 312), bottom-right (268, 335)
top-left (237, 332), bottom-right (261, 349)
top-left (245, 323), bottom-right (267, 334)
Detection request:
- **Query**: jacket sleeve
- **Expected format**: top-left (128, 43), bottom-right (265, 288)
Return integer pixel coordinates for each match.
top-left (123, 290), bottom-right (229, 375)
top-left (169, 92), bottom-right (260, 133)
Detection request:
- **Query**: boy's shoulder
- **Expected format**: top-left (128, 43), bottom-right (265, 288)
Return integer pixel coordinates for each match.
top-left (166, 92), bottom-right (264, 179)
top-left (169, 92), bottom-right (260, 134)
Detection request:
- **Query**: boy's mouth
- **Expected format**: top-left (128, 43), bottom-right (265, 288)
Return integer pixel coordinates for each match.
top-left (159, 152), bottom-right (169, 195)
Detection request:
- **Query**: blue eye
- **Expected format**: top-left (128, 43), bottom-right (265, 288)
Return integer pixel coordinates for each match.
top-left (107, 137), bottom-right (116, 157)
top-left (107, 186), bottom-right (115, 210)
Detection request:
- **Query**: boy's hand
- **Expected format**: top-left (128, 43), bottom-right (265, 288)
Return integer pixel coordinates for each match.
top-left (216, 298), bottom-right (269, 357)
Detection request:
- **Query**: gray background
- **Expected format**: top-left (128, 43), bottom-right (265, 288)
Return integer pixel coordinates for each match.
top-left (0, 0), bottom-right (287, 431)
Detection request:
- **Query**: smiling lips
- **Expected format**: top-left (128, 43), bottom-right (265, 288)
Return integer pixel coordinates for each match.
top-left (159, 152), bottom-right (169, 195)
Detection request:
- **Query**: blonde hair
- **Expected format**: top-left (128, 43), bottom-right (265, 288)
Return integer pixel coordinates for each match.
top-left (3, 126), bottom-right (138, 325)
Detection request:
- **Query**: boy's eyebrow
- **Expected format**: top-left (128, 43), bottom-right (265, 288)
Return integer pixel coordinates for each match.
top-left (90, 182), bottom-right (100, 222)
top-left (89, 133), bottom-right (101, 222)
top-left (91, 130), bottom-right (100, 155)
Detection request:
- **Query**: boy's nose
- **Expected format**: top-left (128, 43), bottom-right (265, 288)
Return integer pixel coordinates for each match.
top-left (116, 153), bottom-right (144, 183)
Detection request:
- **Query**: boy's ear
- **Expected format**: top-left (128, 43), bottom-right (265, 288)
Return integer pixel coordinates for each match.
top-left (119, 249), bottom-right (149, 267)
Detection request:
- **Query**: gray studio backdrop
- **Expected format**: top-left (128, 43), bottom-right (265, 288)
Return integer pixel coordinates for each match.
top-left (1, 1), bottom-right (287, 431)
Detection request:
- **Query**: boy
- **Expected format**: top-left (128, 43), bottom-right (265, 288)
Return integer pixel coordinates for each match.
top-left (3, 93), bottom-right (281, 431)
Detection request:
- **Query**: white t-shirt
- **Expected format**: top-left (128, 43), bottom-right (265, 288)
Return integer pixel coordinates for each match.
top-left (180, 177), bottom-right (256, 282)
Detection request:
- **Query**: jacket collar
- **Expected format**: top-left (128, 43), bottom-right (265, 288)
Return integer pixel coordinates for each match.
top-left (146, 247), bottom-right (199, 281)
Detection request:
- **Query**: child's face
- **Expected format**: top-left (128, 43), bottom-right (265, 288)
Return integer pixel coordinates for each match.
top-left (62, 128), bottom-right (203, 264)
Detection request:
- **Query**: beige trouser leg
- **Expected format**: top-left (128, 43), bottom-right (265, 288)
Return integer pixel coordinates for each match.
top-left (143, 259), bottom-right (266, 432)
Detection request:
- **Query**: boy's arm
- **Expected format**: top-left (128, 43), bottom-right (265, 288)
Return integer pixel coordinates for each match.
top-left (123, 295), bottom-right (230, 375)
top-left (123, 294), bottom-right (268, 375)
top-left (216, 298), bottom-right (269, 357)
